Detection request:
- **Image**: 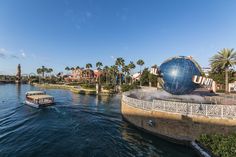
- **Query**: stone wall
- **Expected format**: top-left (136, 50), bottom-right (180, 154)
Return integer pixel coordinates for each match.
top-left (121, 96), bottom-right (236, 142)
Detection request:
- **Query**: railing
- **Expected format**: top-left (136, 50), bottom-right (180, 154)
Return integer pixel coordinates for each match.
top-left (122, 91), bottom-right (236, 119)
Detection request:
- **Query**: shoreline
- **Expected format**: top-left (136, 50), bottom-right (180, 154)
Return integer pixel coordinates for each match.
top-left (33, 83), bottom-right (115, 96)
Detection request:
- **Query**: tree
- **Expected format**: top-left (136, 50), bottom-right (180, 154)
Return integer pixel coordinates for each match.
top-left (37, 68), bottom-right (42, 76)
top-left (65, 66), bottom-right (70, 74)
top-left (115, 57), bottom-right (125, 85)
top-left (210, 48), bottom-right (236, 93)
top-left (36, 66), bottom-right (50, 83)
top-left (36, 66), bottom-right (47, 78)
top-left (110, 65), bottom-right (118, 85)
top-left (86, 63), bottom-right (92, 69)
top-left (122, 65), bottom-right (130, 84)
top-left (128, 61), bottom-right (136, 84)
top-left (70, 67), bottom-right (75, 71)
top-left (103, 66), bottom-right (109, 84)
top-left (86, 63), bottom-right (93, 83)
top-left (208, 70), bottom-right (235, 87)
top-left (140, 68), bottom-right (149, 86)
top-left (47, 68), bottom-right (53, 76)
top-left (76, 66), bottom-right (80, 70)
top-left (96, 62), bottom-right (103, 70)
top-left (137, 59), bottom-right (145, 86)
top-left (96, 62), bottom-right (103, 84)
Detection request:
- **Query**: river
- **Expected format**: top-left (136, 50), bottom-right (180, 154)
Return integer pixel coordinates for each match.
top-left (0, 84), bottom-right (198, 157)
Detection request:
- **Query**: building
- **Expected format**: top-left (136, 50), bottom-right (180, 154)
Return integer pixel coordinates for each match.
top-left (64, 68), bottom-right (101, 82)
top-left (202, 67), bottom-right (211, 76)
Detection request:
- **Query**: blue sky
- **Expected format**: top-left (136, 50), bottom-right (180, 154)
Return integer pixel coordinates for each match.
top-left (0, 0), bottom-right (236, 75)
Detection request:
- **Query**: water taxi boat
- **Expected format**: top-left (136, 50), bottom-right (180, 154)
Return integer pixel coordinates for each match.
top-left (25, 91), bottom-right (54, 108)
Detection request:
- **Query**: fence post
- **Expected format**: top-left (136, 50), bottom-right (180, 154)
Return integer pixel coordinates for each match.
top-left (190, 104), bottom-right (193, 115)
top-left (175, 103), bottom-right (177, 113)
top-left (221, 105), bottom-right (223, 118)
top-left (164, 101), bottom-right (166, 111)
top-left (186, 103), bottom-right (188, 115)
top-left (152, 100), bottom-right (154, 110)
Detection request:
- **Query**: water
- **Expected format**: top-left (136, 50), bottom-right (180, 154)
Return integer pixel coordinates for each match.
top-left (0, 84), bottom-right (198, 157)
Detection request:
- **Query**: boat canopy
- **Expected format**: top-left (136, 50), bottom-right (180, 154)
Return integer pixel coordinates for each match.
top-left (27, 94), bottom-right (53, 100)
top-left (26, 91), bottom-right (45, 95)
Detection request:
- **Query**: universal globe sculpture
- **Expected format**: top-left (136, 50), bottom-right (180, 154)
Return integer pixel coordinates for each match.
top-left (159, 56), bottom-right (202, 95)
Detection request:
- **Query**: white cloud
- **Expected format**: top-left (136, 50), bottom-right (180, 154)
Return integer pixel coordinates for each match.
top-left (0, 48), bottom-right (6, 52)
top-left (20, 49), bottom-right (26, 58)
top-left (21, 52), bottom-right (26, 58)
top-left (0, 48), bottom-right (28, 59)
top-left (0, 48), bottom-right (6, 58)
top-left (110, 55), bottom-right (116, 61)
top-left (0, 52), bottom-right (5, 58)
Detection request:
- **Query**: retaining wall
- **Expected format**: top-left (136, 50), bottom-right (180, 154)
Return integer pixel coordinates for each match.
top-left (121, 90), bottom-right (236, 141)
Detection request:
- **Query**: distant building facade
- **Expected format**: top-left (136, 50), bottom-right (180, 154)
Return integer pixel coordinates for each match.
top-left (64, 68), bottom-right (102, 82)
top-left (202, 67), bottom-right (211, 76)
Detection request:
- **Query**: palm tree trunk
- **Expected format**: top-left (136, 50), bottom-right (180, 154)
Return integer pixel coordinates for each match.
top-left (225, 68), bottom-right (229, 93)
top-left (106, 73), bottom-right (108, 84)
top-left (125, 74), bottom-right (127, 84)
top-left (99, 75), bottom-right (101, 85)
top-left (139, 66), bottom-right (142, 86)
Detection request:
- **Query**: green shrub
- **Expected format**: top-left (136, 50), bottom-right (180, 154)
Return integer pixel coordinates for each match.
top-left (199, 133), bottom-right (236, 157)
top-left (121, 84), bottom-right (140, 92)
top-left (67, 82), bottom-right (82, 86)
top-left (81, 84), bottom-right (96, 89)
top-left (103, 84), bottom-right (115, 90)
top-left (216, 89), bottom-right (225, 93)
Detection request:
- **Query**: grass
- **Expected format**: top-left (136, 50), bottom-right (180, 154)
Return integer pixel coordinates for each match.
top-left (199, 133), bottom-right (236, 157)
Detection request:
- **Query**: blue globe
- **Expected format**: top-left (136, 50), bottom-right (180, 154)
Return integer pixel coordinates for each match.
top-left (159, 56), bottom-right (202, 95)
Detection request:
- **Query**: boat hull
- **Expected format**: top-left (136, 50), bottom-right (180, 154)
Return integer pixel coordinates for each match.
top-left (25, 100), bottom-right (54, 108)
top-left (25, 100), bottom-right (40, 108)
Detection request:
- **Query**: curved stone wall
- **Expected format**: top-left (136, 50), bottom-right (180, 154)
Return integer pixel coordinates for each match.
top-left (121, 90), bottom-right (236, 142)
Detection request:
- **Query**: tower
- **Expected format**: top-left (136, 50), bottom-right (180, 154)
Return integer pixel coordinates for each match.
top-left (16, 64), bottom-right (21, 83)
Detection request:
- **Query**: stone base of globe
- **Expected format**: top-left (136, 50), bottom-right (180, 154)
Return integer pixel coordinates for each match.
top-left (129, 87), bottom-right (214, 104)
top-left (121, 87), bottom-right (236, 143)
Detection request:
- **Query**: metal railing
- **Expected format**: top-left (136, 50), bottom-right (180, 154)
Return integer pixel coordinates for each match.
top-left (122, 91), bottom-right (236, 119)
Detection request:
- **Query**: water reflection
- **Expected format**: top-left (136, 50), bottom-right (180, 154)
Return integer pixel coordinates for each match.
top-left (16, 84), bottom-right (21, 101)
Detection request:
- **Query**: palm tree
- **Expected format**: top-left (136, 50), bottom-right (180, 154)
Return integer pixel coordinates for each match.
top-left (96, 62), bottom-right (103, 84)
top-left (128, 61), bottom-right (136, 84)
top-left (103, 66), bottom-right (109, 84)
top-left (70, 67), bottom-right (75, 71)
top-left (115, 57), bottom-right (125, 85)
top-left (96, 62), bottom-right (103, 70)
top-left (36, 68), bottom-right (42, 83)
top-left (47, 68), bottom-right (53, 76)
top-left (65, 66), bottom-right (70, 74)
top-left (86, 63), bottom-right (92, 83)
top-left (122, 65), bottom-right (130, 84)
top-left (110, 65), bottom-right (118, 85)
top-left (210, 48), bottom-right (236, 93)
top-left (137, 59), bottom-right (145, 86)
top-left (36, 66), bottom-right (48, 83)
top-left (37, 68), bottom-right (42, 76)
top-left (37, 66), bottom-right (47, 78)
top-left (86, 63), bottom-right (92, 69)
top-left (76, 66), bottom-right (80, 70)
